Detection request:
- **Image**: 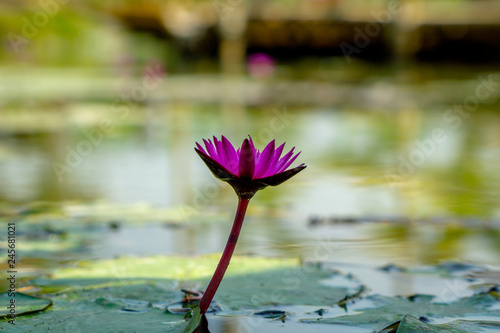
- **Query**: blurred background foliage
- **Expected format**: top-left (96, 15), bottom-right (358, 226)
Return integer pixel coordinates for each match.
top-left (3, 0), bottom-right (500, 66)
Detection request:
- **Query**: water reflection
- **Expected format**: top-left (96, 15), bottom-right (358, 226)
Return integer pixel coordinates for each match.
top-left (4, 105), bottom-right (498, 217)
top-left (1, 66), bottom-right (500, 267)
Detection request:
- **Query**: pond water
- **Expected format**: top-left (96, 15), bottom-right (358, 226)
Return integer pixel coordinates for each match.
top-left (1, 63), bottom-right (500, 267)
top-left (1, 63), bottom-right (500, 331)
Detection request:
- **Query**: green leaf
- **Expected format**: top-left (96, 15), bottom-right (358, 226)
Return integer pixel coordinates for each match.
top-left (2, 256), bottom-right (358, 332)
top-left (301, 293), bottom-right (500, 331)
top-left (182, 307), bottom-right (201, 333)
top-left (0, 292), bottom-right (52, 317)
top-left (394, 314), bottom-right (500, 333)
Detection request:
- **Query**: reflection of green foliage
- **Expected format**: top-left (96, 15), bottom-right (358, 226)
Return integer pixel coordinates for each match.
top-left (434, 226), bottom-right (467, 259)
top-left (319, 111), bottom-right (399, 170)
top-left (426, 112), bottom-right (500, 217)
top-left (314, 107), bottom-right (500, 218)
top-left (372, 222), bottom-right (500, 265)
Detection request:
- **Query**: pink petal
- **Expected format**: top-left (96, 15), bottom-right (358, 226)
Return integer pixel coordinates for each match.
top-left (203, 139), bottom-right (219, 163)
top-left (254, 140), bottom-right (275, 179)
top-left (278, 151), bottom-right (301, 173)
top-left (238, 138), bottom-right (255, 179)
top-left (196, 142), bottom-right (206, 154)
top-left (263, 143), bottom-right (285, 177)
top-left (248, 136), bottom-right (260, 159)
top-left (213, 136), bottom-right (227, 167)
top-left (274, 147), bottom-right (295, 173)
top-left (221, 135), bottom-right (239, 174)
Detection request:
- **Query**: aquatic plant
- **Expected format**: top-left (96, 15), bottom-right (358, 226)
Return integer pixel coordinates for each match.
top-left (194, 135), bottom-right (306, 314)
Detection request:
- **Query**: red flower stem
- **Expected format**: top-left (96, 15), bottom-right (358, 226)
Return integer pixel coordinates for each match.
top-left (199, 196), bottom-right (251, 314)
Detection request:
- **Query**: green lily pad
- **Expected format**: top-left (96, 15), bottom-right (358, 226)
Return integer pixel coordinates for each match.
top-left (388, 314), bottom-right (500, 333)
top-left (0, 292), bottom-right (52, 317)
top-left (35, 255), bottom-right (357, 310)
top-left (215, 265), bottom-right (356, 310)
top-left (0, 283), bottom-right (190, 332)
top-left (1, 256), bottom-right (357, 332)
top-left (302, 293), bottom-right (500, 331)
top-left (45, 255), bottom-right (298, 281)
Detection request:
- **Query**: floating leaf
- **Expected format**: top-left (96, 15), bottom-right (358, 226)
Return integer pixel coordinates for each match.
top-left (0, 292), bottom-right (52, 317)
top-left (395, 314), bottom-right (500, 333)
top-left (36, 256), bottom-right (357, 311)
top-left (2, 256), bottom-right (359, 332)
top-left (302, 293), bottom-right (500, 331)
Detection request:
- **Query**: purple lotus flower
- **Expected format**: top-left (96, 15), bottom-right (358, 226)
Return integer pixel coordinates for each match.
top-left (192, 135), bottom-right (306, 321)
top-left (195, 135), bottom-right (306, 199)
